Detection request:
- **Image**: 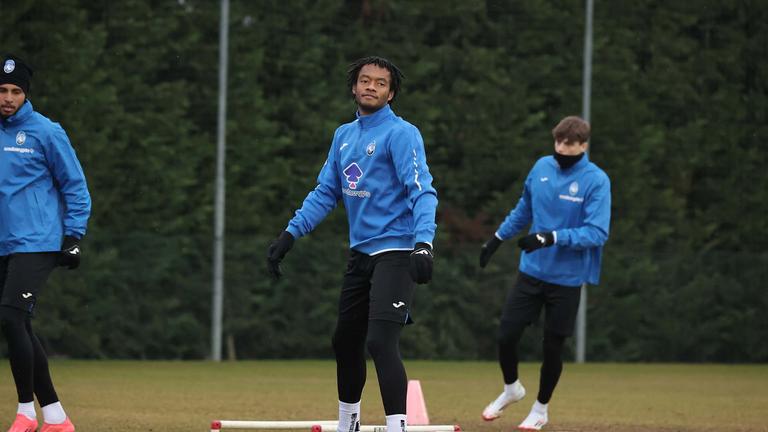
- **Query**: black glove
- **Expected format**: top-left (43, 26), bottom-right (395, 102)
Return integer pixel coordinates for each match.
top-left (266, 231), bottom-right (295, 279)
top-left (59, 235), bottom-right (81, 270)
top-left (409, 242), bottom-right (433, 284)
top-left (517, 232), bottom-right (555, 253)
top-left (479, 236), bottom-right (503, 268)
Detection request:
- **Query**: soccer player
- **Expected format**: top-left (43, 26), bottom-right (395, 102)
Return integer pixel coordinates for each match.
top-left (0, 54), bottom-right (91, 432)
top-left (266, 56), bottom-right (437, 432)
top-left (478, 116), bottom-right (610, 431)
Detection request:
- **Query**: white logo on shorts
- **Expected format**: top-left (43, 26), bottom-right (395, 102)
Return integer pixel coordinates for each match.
top-left (392, 301), bottom-right (405, 308)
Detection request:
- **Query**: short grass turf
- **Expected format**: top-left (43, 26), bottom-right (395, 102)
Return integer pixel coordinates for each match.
top-left (0, 360), bottom-right (766, 431)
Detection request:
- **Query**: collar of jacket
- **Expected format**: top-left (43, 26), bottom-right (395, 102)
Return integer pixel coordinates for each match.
top-left (2, 100), bottom-right (34, 127)
top-left (356, 104), bottom-right (395, 129)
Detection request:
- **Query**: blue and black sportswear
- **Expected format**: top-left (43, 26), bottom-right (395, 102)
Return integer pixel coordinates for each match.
top-left (286, 104), bottom-right (437, 255)
top-left (0, 101), bottom-right (91, 255)
top-left (496, 154), bottom-right (610, 286)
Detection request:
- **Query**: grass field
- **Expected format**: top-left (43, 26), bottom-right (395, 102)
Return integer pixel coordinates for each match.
top-left (0, 360), bottom-right (766, 431)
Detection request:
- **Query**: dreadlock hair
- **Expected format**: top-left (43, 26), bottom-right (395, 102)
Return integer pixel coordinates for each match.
top-left (346, 56), bottom-right (404, 104)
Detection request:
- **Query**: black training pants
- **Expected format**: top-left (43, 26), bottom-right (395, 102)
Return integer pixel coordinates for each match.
top-left (497, 272), bottom-right (581, 404)
top-left (332, 250), bottom-right (414, 415)
top-left (0, 253), bottom-right (60, 405)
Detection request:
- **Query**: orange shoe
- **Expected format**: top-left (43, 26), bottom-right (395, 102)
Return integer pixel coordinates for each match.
top-left (7, 414), bottom-right (38, 432)
top-left (40, 417), bottom-right (74, 432)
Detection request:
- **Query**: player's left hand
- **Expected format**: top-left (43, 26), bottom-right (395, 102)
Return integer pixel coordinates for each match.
top-left (517, 232), bottom-right (555, 253)
top-left (59, 235), bottom-right (81, 269)
top-left (409, 242), bottom-right (433, 284)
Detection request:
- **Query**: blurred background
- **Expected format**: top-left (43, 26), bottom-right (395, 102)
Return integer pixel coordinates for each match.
top-left (2, 0), bottom-right (766, 363)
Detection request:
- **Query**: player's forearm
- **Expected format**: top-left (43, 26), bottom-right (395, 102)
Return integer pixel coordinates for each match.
top-left (496, 206), bottom-right (532, 240)
top-left (286, 185), bottom-right (339, 238)
top-left (412, 192), bottom-right (438, 245)
top-left (555, 224), bottom-right (609, 249)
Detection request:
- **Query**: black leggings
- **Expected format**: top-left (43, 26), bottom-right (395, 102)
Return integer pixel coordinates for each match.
top-left (332, 319), bottom-right (407, 415)
top-left (0, 306), bottom-right (58, 405)
top-left (0, 253), bottom-right (60, 406)
top-left (498, 321), bottom-right (566, 404)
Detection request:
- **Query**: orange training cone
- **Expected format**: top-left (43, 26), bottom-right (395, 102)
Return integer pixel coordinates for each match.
top-left (406, 379), bottom-right (430, 425)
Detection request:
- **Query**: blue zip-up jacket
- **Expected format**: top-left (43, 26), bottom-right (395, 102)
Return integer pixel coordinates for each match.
top-left (0, 101), bottom-right (91, 255)
top-left (286, 104), bottom-right (438, 255)
top-left (496, 154), bottom-right (610, 286)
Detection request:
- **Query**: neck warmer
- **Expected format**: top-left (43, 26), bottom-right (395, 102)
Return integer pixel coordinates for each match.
top-left (554, 152), bottom-right (584, 169)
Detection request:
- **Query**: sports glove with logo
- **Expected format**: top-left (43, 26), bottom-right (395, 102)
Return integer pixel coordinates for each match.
top-left (267, 231), bottom-right (295, 279)
top-left (409, 242), bottom-right (433, 284)
top-left (479, 236), bottom-right (503, 268)
top-left (59, 235), bottom-right (81, 270)
top-left (517, 232), bottom-right (555, 253)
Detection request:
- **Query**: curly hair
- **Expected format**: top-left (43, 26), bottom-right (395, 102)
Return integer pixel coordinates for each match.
top-left (346, 56), bottom-right (404, 104)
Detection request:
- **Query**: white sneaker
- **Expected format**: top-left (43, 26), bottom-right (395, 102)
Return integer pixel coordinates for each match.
top-left (517, 403), bottom-right (548, 431)
top-left (481, 380), bottom-right (526, 421)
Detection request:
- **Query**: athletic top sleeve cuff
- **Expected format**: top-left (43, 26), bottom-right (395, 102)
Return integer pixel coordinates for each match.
top-left (285, 225), bottom-right (302, 239)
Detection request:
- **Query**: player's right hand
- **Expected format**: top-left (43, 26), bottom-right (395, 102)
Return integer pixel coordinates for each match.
top-left (479, 236), bottom-right (502, 268)
top-left (266, 231), bottom-right (295, 279)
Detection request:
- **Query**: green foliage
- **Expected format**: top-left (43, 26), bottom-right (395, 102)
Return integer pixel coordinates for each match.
top-left (0, 0), bottom-right (765, 361)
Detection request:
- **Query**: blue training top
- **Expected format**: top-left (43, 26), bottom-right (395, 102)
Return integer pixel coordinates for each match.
top-left (496, 154), bottom-right (611, 286)
top-left (286, 104), bottom-right (438, 255)
top-left (0, 100), bottom-right (91, 255)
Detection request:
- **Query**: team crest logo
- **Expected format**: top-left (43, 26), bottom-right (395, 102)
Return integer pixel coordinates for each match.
top-left (15, 131), bottom-right (26, 145)
top-left (569, 181), bottom-right (579, 196)
top-left (3, 60), bottom-right (15, 74)
top-left (343, 163), bottom-right (363, 189)
top-left (366, 141), bottom-right (376, 156)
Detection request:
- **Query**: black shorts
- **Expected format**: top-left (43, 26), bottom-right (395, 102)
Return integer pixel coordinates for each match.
top-left (500, 272), bottom-right (581, 336)
top-left (0, 252), bottom-right (59, 314)
top-left (338, 250), bottom-right (415, 325)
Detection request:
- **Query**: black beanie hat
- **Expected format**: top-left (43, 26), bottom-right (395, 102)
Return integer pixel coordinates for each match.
top-left (1, 55), bottom-right (33, 94)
